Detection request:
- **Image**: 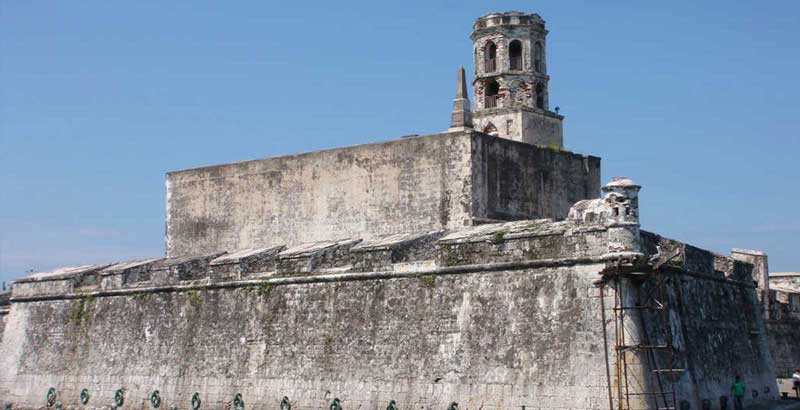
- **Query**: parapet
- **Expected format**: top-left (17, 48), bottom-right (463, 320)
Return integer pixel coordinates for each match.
top-left (639, 231), bottom-right (757, 283)
top-left (769, 272), bottom-right (800, 293)
top-left (767, 287), bottom-right (800, 321)
top-left (472, 11), bottom-right (545, 32)
top-left (8, 177), bottom-right (763, 302)
top-left (10, 216), bottom-right (623, 301)
top-left (767, 272), bottom-right (800, 321)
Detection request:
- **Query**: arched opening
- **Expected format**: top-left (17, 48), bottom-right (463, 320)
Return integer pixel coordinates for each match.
top-left (535, 82), bottom-right (545, 109)
top-left (485, 80), bottom-right (499, 109)
top-left (482, 122), bottom-right (498, 137)
top-left (509, 40), bottom-right (523, 70)
top-left (484, 41), bottom-right (497, 72)
top-left (534, 42), bottom-right (544, 73)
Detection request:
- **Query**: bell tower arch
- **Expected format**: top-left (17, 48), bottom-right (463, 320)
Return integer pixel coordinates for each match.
top-left (471, 12), bottom-right (563, 147)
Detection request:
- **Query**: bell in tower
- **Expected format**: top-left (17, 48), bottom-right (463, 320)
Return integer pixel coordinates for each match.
top-left (470, 12), bottom-right (564, 147)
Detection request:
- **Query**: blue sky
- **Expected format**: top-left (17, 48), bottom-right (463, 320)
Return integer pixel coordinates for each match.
top-left (1, 1), bottom-right (798, 284)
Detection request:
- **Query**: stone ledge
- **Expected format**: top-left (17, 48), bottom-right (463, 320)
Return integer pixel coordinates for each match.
top-left (14, 264), bottom-right (111, 284)
top-left (277, 239), bottom-right (361, 274)
top-left (351, 231), bottom-right (443, 272)
top-left (641, 230), bottom-right (755, 281)
top-left (8, 215), bottom-right (760, 300)
top-left (8, 253), bottom-right (633, 303)
top-left (209, 246), bottom-right (286, 279)
top-left (150, 252), bottom-right (227, 284)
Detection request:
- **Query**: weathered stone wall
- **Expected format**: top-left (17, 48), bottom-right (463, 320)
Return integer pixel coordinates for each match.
top-left (166, 132), bottom-right (600, 258)
top-left (470, 134), bottom-right (600, 222)
top-left (600, 232), bottom-right (780, 409)
top-left (520, 111), bottom-right (563, 148)
top-left (472, 110), bottom-right (563, 147)
top-left (0, 291), bottom-right (8, 343)
top-left (0, 264), bottom-right (611, 410)
top-left (752, 271), bottom-right (800, 379)
top-left (767, 320), bottom-right (800, 378)
top-left (4, 209), bottom-right (620, 409)
top-left (1, 180), bottom-right (777, 410)
top-left (0, 245), bottom-right (778, 410)
top-left (166, 132), bottom-right (475, 257)
top-left (656, 272), bottom-right (775, 405)
top-left (765, 288), bottom-right (800, 378)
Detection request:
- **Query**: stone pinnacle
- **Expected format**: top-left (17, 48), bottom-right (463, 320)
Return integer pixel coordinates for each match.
top-left (449, 65), bottom-right (473, 130)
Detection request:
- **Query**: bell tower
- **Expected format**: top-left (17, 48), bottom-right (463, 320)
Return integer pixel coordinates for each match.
top-left (471, 12), bottom-right (564, 147)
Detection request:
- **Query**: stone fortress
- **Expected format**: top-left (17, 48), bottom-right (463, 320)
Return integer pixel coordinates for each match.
top-left (1, 10), bottom-right (799, 410)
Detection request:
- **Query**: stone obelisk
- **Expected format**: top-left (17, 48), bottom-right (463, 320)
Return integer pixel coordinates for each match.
top-left (448, 65), bottom-right (473, 131)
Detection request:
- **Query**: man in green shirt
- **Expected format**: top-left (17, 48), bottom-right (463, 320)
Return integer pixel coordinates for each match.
top-left (731, 375), bottom-right (746, 410)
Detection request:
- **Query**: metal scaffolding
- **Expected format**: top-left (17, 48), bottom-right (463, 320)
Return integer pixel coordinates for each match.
top-left (600, 255), bottom-right (683, 410)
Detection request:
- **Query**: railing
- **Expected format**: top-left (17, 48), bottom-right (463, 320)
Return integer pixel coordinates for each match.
top-left (485, 95), bottom-right (497, 109)
top-left (484, 59), bottom-right (496, 73)
top-left (510, 56), bottom-right (522, 70)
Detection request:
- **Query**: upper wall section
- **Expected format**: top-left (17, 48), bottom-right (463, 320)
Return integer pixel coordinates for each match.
top-left (166, 132), bottom-right (475, 257)
top-left (166, 131), bottom-right (601, 257)
top-left (770, 272), bottom-right (800, 293)
top-left (470, 133), bottom-right (600, 222)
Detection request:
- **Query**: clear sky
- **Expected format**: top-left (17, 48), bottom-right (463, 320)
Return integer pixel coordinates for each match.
top-left (1, 1), bottom-right (798, 285)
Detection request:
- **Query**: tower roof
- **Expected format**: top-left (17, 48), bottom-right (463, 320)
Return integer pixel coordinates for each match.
top-left (602, 177), bottom-right (641, 192)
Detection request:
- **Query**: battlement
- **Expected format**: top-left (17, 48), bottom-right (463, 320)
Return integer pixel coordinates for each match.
top-left (764, 272), bottom-right (800, 377)
top-left (9, 220), bottom-right (610, 301)
top-left (765, 272), bottom-right (800, 321)
top-left (770, 271), bottom-right (800, 293)
top-left (472, 12), bottom-right (545, 32)
top-left (10, 191), bottom-right (759, 303)
top-left (767, 288), bottom-right (800, 321)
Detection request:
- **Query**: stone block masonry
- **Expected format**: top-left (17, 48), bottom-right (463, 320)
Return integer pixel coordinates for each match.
top-left (0, 180), bottom-right (778, 410)
top-left (3, 265), bottom-right (610, 410)
top-left (165, 130), bottom-right (600, 258)
top-left (764, 273), bottom-right (800, 378)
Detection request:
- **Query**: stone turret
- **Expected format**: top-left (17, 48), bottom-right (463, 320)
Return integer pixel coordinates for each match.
top-left (470, 11), bottom-right (564, 147)
top-left (601, 176), bottom-right (641, 225)
top-left (569, 177), bottom-right (641, 253)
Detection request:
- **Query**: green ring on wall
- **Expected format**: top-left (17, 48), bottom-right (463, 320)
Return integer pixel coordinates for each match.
top-left (150, 390), bottom-right (162, 409)
top-left (330, 398), bottom-right (341, 410)
top-left (191, 392), bottom-right (201, 410)
top-left (280, 396), bottom-right (291, 410)
top-left (45, 388), bottom-right (57, 407)
top-left (80, 388), bottom-right (90, 405)
top-left (386, 400), bottom-right (397, 410)
top-left (4, 402), bottom-right (11, 410)
top-left (114, 389), bottom-right (125, 407)
top-left (448, 402), bottom-right (458, 410)
top-left (233, 394), bottom-right (244, 410)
